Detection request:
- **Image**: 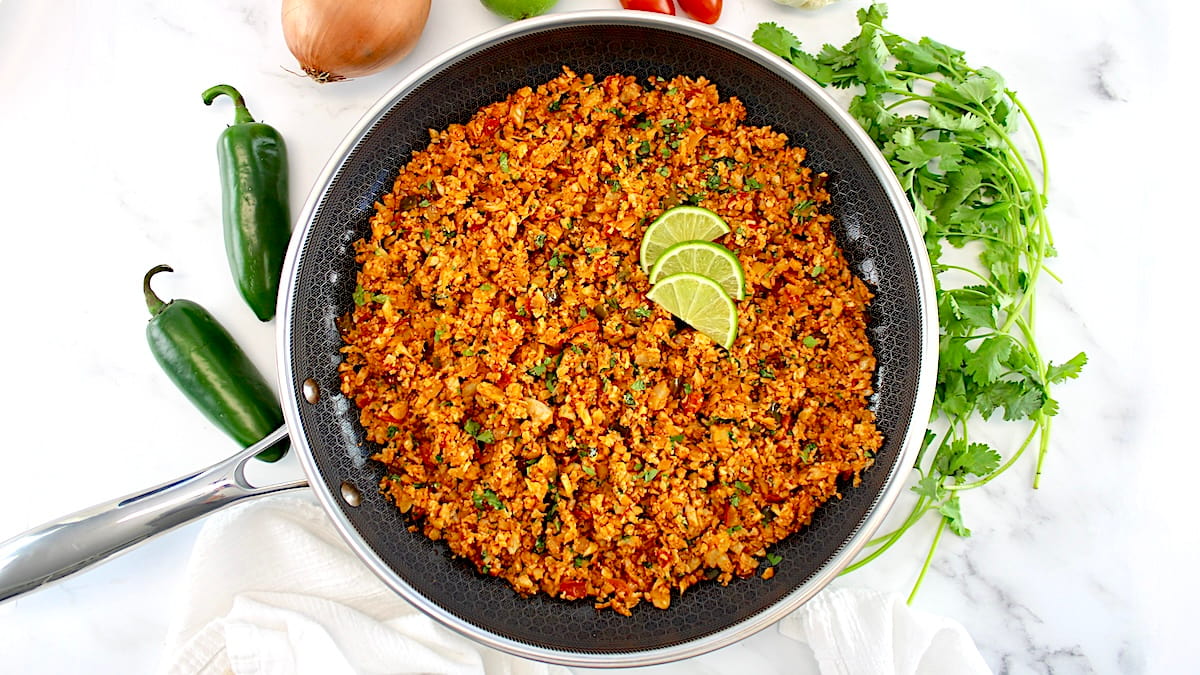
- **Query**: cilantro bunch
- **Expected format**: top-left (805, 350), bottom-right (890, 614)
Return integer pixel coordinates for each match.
top-left (754, 4), bottom-right (1087, 600)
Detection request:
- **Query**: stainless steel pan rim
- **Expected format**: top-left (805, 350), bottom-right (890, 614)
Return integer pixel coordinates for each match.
top-left (277, 10), bottom-right (938, 668)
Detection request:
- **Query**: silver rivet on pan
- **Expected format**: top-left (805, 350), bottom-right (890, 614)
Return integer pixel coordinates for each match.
top-left (340, 481), bottom-right (362, 507)
top-left (302, 378), bottom-right (320, 404)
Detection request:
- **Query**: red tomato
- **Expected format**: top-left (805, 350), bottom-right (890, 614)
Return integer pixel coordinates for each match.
top-left (620, 0), bottom-right (675, 15)
top-left (677, 0), bottom-right (721, 23)
top-left (559, 579), bottom-right (587, 600)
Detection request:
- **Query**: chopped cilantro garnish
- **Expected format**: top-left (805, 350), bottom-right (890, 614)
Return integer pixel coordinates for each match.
top-left (498, 152), bottom-right (510, 173)
top-left (656, 166), bottom-right (670, 177)
top-left (734, 480), bottom-right (752, 495)
top-left (631, 380), bottom-right (646, 391)
top-left (534, 233), bottom-right (546, 248)
top-left (642, 467), bottom-right (659, 482)
top-left (633, 306), bottom-right (652, 319)
top-left (483, 488), bottom-right (504, 510)
top-left (623, 392), bottom-right (636, 406)
top-left (463, 419), bottom-right (494, 444)
top-left (790, 200), bottom-right (815, 218)
top-left (766, 552), bottom-right (782, 567)
top-left (352, 285), bottom-right (368, 306)
top-left (803, 336), bottom-right (819, 348)
top-left (744, 176), bottom-right (763, 190)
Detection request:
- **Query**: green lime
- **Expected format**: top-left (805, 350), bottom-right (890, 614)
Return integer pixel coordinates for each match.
top-left (646, 273), bottom-right (739, 350)
top-left (648, 240), bottom-right (746, 301)
top-left (638, 206), bottom-right (731, 273)
top-left (480, 0), bottom-right (558, 20)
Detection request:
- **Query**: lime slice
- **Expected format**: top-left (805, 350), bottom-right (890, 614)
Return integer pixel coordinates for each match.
top-left (646, 273), bottom-right (739, 349)
top-left (639, 206), bottom-right (731, 273)
top-left (648, 240), bottom-right (746, 301)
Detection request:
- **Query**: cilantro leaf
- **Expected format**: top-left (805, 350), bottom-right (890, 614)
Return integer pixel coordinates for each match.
top-left (1046, 352), bottom-right (1088, 384)
top-left (911, 474), bottom-right (943, 500)
top-left (751, 23), bottom-right (833, 85)
top-left (752, 22), bottom-right (803, 60)
top-left (483, 488), bottom-right (505, 510)
top-left (955, 442), bottom-right (1001, 478)
top-left (939, 496), bottom-right (971, 537)
top-left (964, 337), bottom-right (1013, 385)
top-left (352, 285), bottom-right (369, 306)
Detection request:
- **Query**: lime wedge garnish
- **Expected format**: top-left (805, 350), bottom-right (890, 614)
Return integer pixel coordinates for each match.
top-left (648, 240), bottom-right (746, 301)
top-left (638, 206), bottom-right (731, 273)
top-left (646, 273), bottom-right (739, 349)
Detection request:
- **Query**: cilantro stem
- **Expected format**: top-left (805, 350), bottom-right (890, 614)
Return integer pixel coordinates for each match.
top-left (1033, 414), bottom-right (1052, 488)
top-left (933, 264), bottom-right (1001, 290)
top-left (1009, 92), bottom-right (1051, 203)
top-left (845, 499), bottom-right (933, 570)
top-left (1041, 265), bottom-right (1064, 284)
top-left (907, 517), bottom-right (947, 605)
top-left (944, 421), bottom-right (1039, 491)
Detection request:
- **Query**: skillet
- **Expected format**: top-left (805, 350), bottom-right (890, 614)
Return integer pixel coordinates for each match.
top-left (0, 12), bottom-right (937, 667)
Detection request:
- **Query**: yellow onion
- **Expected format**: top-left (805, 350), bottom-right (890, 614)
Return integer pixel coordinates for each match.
top-left (282, 0), bottom-right (431, 83)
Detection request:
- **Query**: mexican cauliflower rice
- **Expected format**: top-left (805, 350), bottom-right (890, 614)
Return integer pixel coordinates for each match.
top-left (338, 69), bottom-right (882, 614)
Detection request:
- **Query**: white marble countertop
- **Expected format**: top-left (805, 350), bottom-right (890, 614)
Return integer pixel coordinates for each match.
top-left (0, 0), bottom-right (1194, 672)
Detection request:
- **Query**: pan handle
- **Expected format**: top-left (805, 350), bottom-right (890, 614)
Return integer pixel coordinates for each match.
top-left (0, 426), bottom-right (307, 603)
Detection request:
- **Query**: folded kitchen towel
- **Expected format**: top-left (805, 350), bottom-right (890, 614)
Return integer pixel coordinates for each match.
top-left (160, 494), bottom-right (990, 675)
top-left (778, 588), bottom-right (992, 675)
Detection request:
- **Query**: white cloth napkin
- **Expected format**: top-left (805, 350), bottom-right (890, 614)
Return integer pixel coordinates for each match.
top-left (779, 588), bottom-right (991, 675)
top-left (160, 494), bottom-right (990, 675)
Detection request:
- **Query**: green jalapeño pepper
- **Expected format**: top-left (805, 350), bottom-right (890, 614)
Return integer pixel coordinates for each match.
top-left (202, 84), bottom-right (291, 322)
top-left (144, 265), bottom-right (287, 462)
